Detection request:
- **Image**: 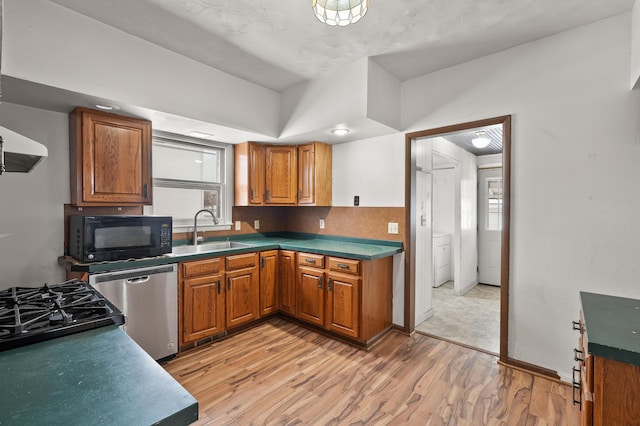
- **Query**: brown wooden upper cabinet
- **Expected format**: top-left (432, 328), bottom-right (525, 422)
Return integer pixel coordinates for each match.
top-left (265, 145), bottom-right (298, 205)
top-left (234, 142), bottom-right (265, 206)
top-left (297, 142), bottom-right (332, 206)
top-left (234, 141), bottom-right (331, 206)
top-left (69, 108), bottom-right (152, 206)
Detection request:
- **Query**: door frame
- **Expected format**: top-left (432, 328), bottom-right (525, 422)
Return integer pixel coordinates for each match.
top-left (404, 115), bottom-right (511, 362)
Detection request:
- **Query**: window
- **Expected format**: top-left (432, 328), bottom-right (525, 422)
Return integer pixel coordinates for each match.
top-left (146, 131), bottom-right (233, 229)
top-left (486, 177), bottom-right (503, 231)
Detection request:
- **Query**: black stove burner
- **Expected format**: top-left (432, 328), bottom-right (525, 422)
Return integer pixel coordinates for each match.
top-left (0, 279), bottom-right (124, 351)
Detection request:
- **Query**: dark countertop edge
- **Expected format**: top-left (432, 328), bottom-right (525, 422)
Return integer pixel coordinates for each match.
top-left (62, 234), bottom-right (403, 272)
top-left (587, 340), bottom-right (640, 367)
top-left (580, 291), bottom-right (640, 367)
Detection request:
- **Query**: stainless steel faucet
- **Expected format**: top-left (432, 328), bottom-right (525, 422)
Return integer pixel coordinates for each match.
top-left (192, 209), bottom-right (219, 245)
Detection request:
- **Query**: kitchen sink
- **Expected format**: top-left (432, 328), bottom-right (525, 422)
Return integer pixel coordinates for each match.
top-left (170, 241), bottom-right (253, 256)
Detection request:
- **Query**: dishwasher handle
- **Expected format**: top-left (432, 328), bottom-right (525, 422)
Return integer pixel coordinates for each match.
top-left (126, 276), bottom-right (151, 285)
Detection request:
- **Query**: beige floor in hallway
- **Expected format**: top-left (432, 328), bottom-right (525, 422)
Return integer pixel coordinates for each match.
top-left (415, 281), bottom-right (500, 354)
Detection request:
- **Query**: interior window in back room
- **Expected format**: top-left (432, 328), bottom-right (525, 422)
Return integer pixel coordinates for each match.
top-left (146, 132), bottom-right (233, 229)
top-left (486, 177), bottom-right (503, 231)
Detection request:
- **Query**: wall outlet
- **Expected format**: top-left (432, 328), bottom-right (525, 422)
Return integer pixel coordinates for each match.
top-left (319, 219), bottom-right (325, 229)
top-left (254, 220), bottom-right (260, 230)
top-left (388, 222), bottom-right (399, 234)
top-left (235, 221), bottom-right (241, 231)
top-left (354, 195), bottom-right (360, 206)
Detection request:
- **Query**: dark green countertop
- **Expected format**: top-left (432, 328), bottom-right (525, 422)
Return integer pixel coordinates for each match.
top-left (580, 291), bottom-right (640, 367)
top-left (62, 232), bottom-right (403, 274)
top-left (0, 326), bottom-right (198, 425)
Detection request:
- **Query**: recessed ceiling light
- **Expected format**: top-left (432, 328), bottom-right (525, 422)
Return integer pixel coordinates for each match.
top-left (331, 128), bottom-right (350, 136)
top-left (95, 104), bottom-right (119, 111)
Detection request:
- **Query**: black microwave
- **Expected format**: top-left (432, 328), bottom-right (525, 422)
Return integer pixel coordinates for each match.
top-left (69, 215), bottom-right (172, 262)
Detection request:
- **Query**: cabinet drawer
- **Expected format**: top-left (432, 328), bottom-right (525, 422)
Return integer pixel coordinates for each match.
top-left (226, 252), bottom-right (258, 270)
top-left (328, 257), bottom-right (360, 275)
top-left (298, 253), bottom-right (325, 269)
top-left (182, 257), bottom-right (223, 278)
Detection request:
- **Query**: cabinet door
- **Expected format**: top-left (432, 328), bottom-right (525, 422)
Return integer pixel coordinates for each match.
top-left (279, 250), bottom-right (297, 316)
top-left (297, 143), bottom-right (315, 205)
top-left (234, 142), bottom-right (265, 206)
top-left (226, 266), bottom-right (260, 328)
top-left (71, 108), bottom-right (152, 205)
top-left (182, 273), bottom-right (225, 343)
top-left (326, 272), bottom-right (360, 339)
top-left (297, 142), bottom-right (332, 206)
top-left (259, 250), bottom-right (279, 316)
top-left (265, 145), bottom-right (297, 204)
top-left (297, 266), bottom-right (325, 327)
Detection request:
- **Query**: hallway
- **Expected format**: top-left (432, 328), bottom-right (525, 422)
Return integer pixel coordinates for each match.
top-left (416, 281), bottom-right (500, 354)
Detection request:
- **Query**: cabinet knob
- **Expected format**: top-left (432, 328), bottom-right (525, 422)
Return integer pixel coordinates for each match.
top-left (318, 276), bottom-right (323, 289)
top-left (328, 278), bottom-right (333, 292)
top-left (573, 348), bottom-right (584, 363)
top-left (572, 320), bottom-right (581, 331)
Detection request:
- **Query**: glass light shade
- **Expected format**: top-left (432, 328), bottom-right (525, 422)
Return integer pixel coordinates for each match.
top-left (312, 0), bottom-right (369, 27)
top-left (472, 137), bottom-right (491, 149)
top-left (472, 131), bottom-right (491, 148)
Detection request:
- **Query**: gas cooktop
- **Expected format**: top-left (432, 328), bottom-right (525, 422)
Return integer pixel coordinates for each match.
top-left (0, 279), bottom-right (124, 351)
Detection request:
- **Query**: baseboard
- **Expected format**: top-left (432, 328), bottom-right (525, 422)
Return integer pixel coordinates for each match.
top-left (501, 357), bottom-right (561, 381)
top-left (415, 308), bottom-right (433, 325)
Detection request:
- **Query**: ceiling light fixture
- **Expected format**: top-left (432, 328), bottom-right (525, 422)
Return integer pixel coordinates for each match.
top-left (312, 0), bottom-right (369, 27)
top-left (472, 131), bottom-right (491, 149)
top-left (95, 104), bottom-right (119, 111)
top-left (331, 128), bottom-right (350, 136)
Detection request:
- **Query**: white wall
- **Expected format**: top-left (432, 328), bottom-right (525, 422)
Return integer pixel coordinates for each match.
top-left (332, 133), bottom-right (405, 207)
top-left (433, 168), bottom-right (455, 236)
top-left (0, 103), bottom-right (69, 288)
top-left (402, 12), bottom-right (640, 381)
top-left (4, 0), bottom-right (279, 137)
top-left (631, 0), bottom-right (640, 89)
top-left (458, 150), bottom-right (478, 295)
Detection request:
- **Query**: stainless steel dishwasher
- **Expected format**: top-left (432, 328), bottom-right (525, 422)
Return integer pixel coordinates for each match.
top-left (89, 264), bottom-right (178, 360)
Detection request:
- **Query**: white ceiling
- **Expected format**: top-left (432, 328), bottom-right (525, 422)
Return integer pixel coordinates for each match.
top-left (48, 0), bottom-right (634, 92)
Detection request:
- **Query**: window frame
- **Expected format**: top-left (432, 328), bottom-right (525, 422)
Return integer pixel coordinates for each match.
top-left (146, 130), bottom-right (234, 231)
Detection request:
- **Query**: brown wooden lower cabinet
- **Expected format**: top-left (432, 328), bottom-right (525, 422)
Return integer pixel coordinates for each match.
top-left (326, 271), bottom-right (360, 339)
top-left (297, 265), bottom-right (325, 327)
top-left (179, 248), bottom-right (393, 351)
top-left (576, 315), bottom-right (640, 425)
top-left (225, 253), bottom-right (259, 328)
top-left (180, 257), bottom-right (225, 346)
top-left (279, 250), bottom-right (297, 316)
top-left (295, 253), bottom-right (392, 346)
top-left (259, 250), bottom-right (279, 316)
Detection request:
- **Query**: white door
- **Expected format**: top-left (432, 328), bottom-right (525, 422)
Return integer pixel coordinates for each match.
top-left (478, 168), bottom-right (502, 286)
top-left (415, 171), bottom-right (433, 324)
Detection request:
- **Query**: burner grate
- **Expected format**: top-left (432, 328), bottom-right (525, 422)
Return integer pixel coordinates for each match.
top-left (0, 279), bottom-right (124, 350)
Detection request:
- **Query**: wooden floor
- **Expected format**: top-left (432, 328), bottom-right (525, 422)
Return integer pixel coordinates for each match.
top-left (163, 318), bottom-right (579, 425)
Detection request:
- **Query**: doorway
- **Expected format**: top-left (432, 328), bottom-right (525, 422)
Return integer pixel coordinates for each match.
top-left (404, 116), bottom-right (511, 362)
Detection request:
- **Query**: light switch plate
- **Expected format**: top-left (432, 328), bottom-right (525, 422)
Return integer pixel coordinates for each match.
top-left (235, 221), bottom-right (241, 231)
top-left (388, 222), bottom-right (399, 234)
top-left (254, 220), bottom-right (260, 230)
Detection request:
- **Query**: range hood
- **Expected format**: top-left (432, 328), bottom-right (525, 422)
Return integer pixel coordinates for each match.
top-left (0, 126), bottom-right (48, 174)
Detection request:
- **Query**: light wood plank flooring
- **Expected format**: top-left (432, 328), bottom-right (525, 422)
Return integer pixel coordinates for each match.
top-left (163, 318), bottom-right (579, 425)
